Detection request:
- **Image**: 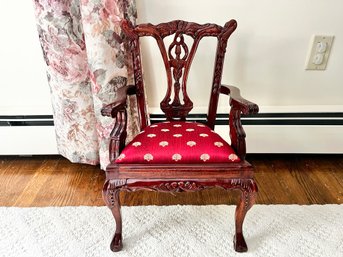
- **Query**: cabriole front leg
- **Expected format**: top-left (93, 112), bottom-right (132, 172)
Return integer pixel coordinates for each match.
top-left (103, 179), bottom-right (127, 252)
top-left (233, 179), bottom-right (258, 252)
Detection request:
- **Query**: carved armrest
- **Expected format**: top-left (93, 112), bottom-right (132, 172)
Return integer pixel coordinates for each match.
top-left (101, 85), bottom-right (136, 162)
top-left (101, 102), bottom-right (127, 118)
top-left (220, 85), bottom-right (259, 115)
top-left (219, 84), bottom-right (259, 160)
top-left (101, 85), bottom-right (136, 118)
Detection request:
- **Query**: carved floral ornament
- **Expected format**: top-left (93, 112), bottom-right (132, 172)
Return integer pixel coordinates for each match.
top-left (107, 179), bottom-right (256, 197)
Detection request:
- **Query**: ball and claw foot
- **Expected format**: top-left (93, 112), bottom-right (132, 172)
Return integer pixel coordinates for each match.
top-left (110, 233), bottom-right (123, 252)
top-left (233, 233), bottom-right (248, 252)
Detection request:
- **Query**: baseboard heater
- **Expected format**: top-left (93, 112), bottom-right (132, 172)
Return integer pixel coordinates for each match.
top-left (1, 113), bottom-right (342, 155)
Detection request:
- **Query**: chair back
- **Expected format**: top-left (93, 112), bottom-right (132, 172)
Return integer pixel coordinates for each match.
top-left (121, 19), bottom-right (237, 129)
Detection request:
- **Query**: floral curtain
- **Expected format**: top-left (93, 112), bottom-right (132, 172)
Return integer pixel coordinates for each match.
top-left (32, 0), bottom-right (139, 170)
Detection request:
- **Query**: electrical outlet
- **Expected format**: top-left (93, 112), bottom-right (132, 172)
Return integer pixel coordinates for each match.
top-left (305, 35), bottom-right (334, 70)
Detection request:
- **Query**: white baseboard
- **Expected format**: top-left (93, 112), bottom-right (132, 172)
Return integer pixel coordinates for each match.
top-left (1, 106), bottom-right (342, 155)
top-left (0, 126), bottom-right (58, 155)
top-left (0, 125), bottom-right (342, 155)
top-left (216, 125), bottom-right (343, 153)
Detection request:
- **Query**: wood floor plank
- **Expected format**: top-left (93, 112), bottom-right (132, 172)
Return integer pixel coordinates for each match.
top-left (0, 158), bottom-right (44, 206)
top-left (31, 159), bottom-right (105, 206)
top-left (0, 155), bottom-right (342, 206)
top-left (252, 157), bottom-right (308, 204)
top-left (310, 157), bottom-right (343, 203)
top-left (13, 159), bottom-right (60, 207)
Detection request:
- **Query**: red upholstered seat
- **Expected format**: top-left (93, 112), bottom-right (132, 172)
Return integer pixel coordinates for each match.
top-left (115, 121), bottom-right (240, 164)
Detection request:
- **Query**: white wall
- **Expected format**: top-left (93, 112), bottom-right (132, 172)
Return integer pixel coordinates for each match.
top-left (0, 1), bottom-right (342, 154)
top-left (0, 2), bottom-right (52, 115)
top-left (1, 1), bottom-right (342, 115)
top-left (137, 0), bottom-right (343, 113)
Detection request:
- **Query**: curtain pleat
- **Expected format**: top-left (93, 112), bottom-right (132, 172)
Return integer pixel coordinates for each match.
top-left (32, 0), bottom-right (139, 169)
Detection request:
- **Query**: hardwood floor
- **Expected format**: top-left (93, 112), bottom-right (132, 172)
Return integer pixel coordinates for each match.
top-left (0, 155), bottom-right (342, 207)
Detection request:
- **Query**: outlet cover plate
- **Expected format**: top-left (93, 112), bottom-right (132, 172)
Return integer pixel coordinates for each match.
top-left (306, 35), bottom-right (334, 70)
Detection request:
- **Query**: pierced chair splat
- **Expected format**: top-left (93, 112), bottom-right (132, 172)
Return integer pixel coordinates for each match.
top-left (101, 18), bottom-right (259, 253)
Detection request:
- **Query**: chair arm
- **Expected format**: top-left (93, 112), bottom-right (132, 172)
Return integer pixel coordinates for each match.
top-left (101, 101), bottom-right (127, 118)
top-left (100, 85), bottom-right (136, 163)
top-left (220, 85), bottom-right (259, 115)
top-left (219, 84), bottom-right (259, 160)
top-left (101, 85), bottom-right (136, 118)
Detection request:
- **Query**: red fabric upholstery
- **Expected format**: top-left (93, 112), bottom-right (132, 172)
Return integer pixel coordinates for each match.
top-left (115, 121), bottom-right (240, 164)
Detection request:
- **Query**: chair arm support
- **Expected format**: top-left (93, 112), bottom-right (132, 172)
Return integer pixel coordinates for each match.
top-left (219, 84), bottom-right (259, 160)
top-left (100, 85), bottom-right (136, 162)
top-left (220, 85), bottom-right (259, 115)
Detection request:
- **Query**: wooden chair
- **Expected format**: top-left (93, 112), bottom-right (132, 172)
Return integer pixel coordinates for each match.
top-left (101, 18), bottom-right (259, 253)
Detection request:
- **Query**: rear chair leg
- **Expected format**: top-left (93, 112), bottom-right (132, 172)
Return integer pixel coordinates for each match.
top-left (103, 180), bottom-right (125, 252)
top-left (233, 179), bottom-right (258, 252)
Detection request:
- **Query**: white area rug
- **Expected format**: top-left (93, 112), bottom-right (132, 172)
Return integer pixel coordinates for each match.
top-left (0, 205), bottom-right (342, 257)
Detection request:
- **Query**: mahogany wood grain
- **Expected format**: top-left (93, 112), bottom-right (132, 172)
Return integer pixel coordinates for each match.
top-left (220, 85), bottom-right (259, 160)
